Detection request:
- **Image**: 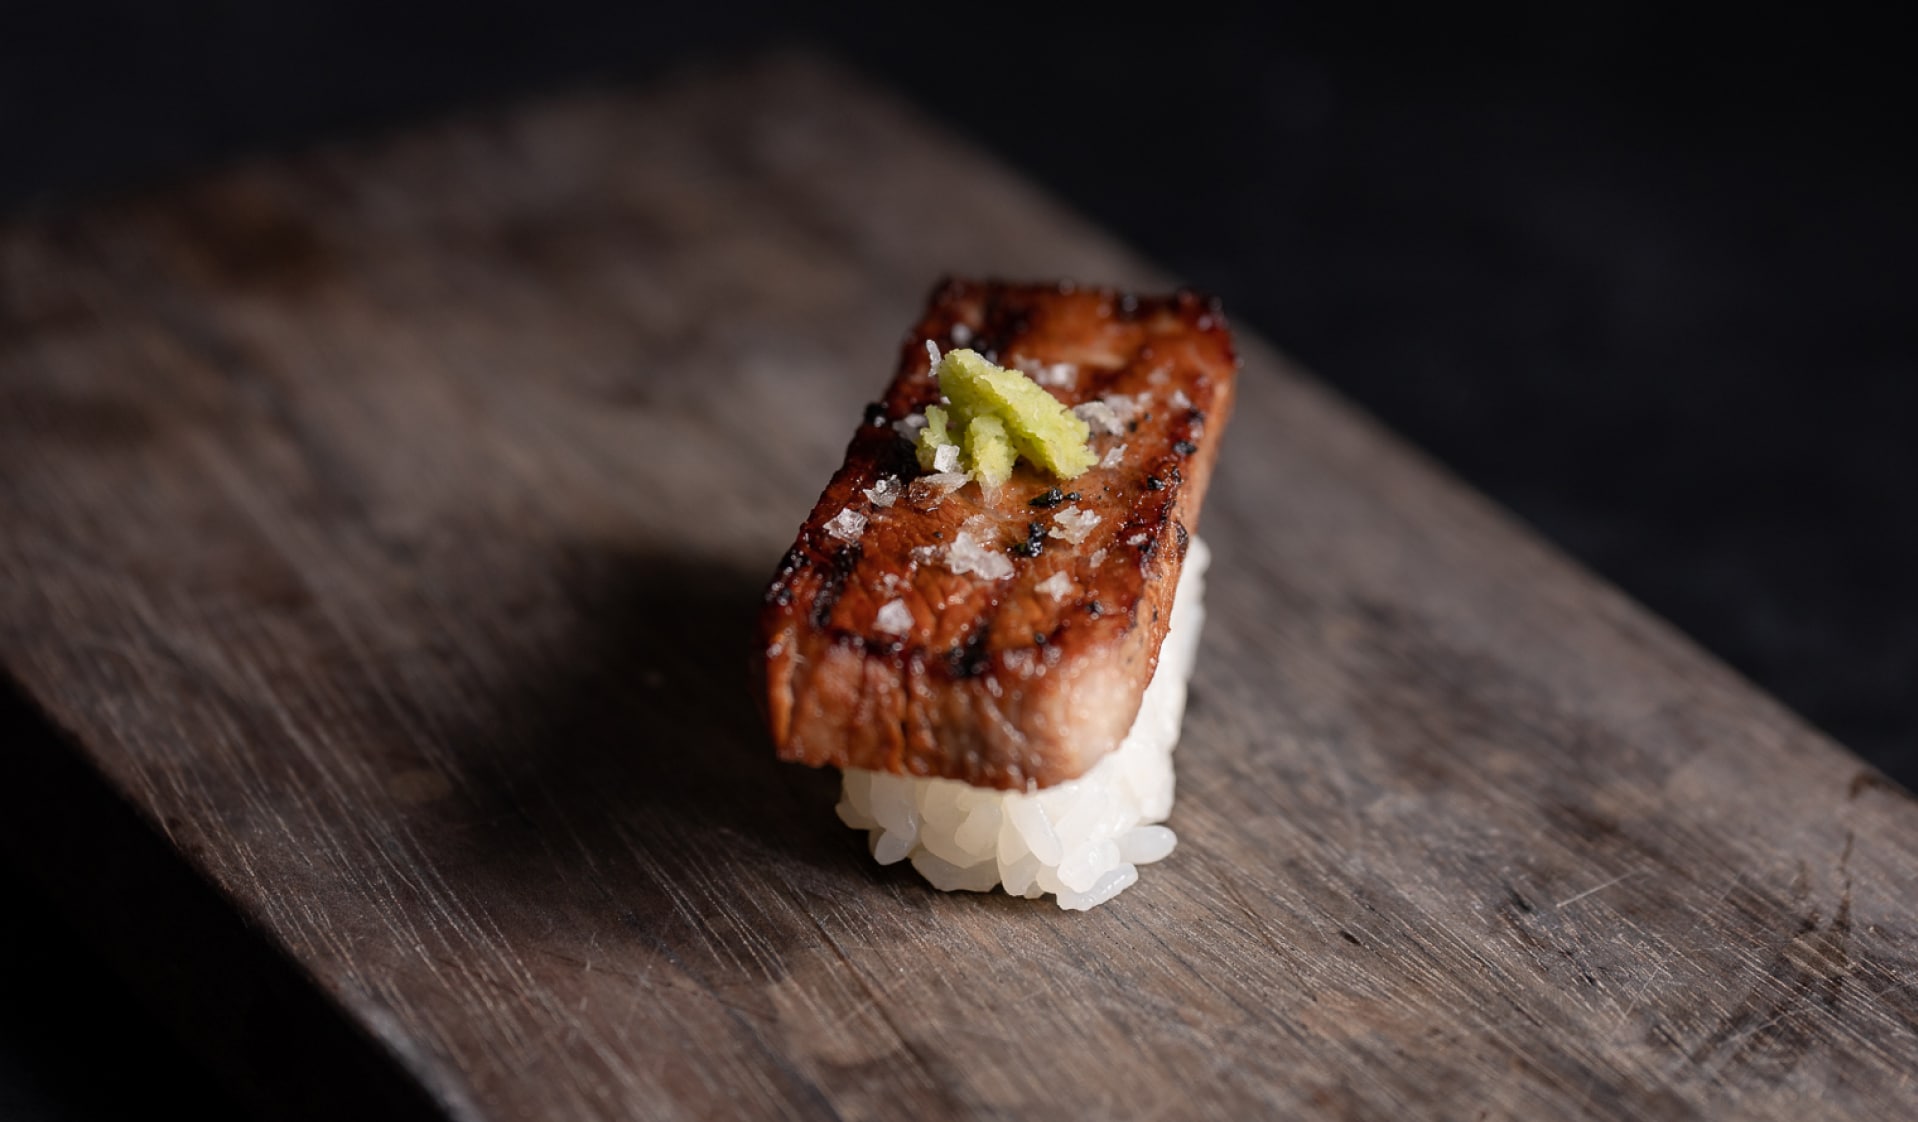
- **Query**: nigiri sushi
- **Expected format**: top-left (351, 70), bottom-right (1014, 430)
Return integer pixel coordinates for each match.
top-left (757, 279), bottom-right (1237, 909)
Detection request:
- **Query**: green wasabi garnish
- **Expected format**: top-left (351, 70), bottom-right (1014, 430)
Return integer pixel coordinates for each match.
top-left (962, 413), bottom-right (1015, 488)
top-left (916, 347), bottom-right (1096, 486)
top-left (916, 404), bottom-right (957, 471)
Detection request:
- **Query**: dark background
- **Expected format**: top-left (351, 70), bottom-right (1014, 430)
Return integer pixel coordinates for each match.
top-left (2, 4), bottom-right (1911, 1118)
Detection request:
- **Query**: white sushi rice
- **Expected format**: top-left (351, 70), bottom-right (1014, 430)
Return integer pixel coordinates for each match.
top-left (836, 538), bottom-right (1210, 910)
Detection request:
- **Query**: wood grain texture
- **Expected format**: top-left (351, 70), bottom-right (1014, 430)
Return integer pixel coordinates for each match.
top-left (2, 52), bottom-right (1916, 1121)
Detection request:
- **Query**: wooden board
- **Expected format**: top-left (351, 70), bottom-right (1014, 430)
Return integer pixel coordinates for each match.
top-left (3, 52), bottom-right (1917, 1121)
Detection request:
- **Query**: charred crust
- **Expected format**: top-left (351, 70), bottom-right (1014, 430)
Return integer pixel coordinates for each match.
top-left (765, 546), bottom-right (810, 606)
top-left (945, 626), bottom-right (993, 679)
top-left (807, 545), bottom-right (860, 629)
top-left (763, 278), bottom-right (1237, 789)
top-left (979, 288), bottom-right (1032, 360)
top-left (808, 589), bottom-right (836, 629)
top-left (882, 439), bottom-right (919, 479)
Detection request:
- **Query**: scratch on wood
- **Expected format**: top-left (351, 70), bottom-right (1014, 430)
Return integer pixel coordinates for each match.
top-left (1555, 870), bottom-right (1644, 910)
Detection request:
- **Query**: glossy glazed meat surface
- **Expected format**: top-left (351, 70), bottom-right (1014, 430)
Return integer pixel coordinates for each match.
top-left (757, 279), bottom-right (1238, 789)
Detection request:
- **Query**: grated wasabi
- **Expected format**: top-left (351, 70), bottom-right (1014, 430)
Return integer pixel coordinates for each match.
top-left (962, 413), bottom-right (1015, 488)
top-left (915, 404), bottom-right (956, 472)
top-left (911, 348), bottom-right (1096, 487)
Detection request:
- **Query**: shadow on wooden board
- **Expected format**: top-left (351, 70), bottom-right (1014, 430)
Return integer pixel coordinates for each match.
top-left (0, 547), bottom-right (862, 1121)
top-left (430, 548), bottom-right (853, 919)
top-left (0, 679), bottom-right (453, 1122)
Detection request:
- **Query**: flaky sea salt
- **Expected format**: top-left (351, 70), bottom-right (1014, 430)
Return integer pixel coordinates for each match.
top-left (1049, 507), bottom-right (1101, 545)
top-left (1014, 357), bottom-right (1077, 388)
top-left (950, 323), bottom-right (973, 345)
top-left (864, 476), bottom-right (901, 507)
top-left (1170, 388), bottom-right (1192, 410)
top-left (933, 443), bottom-right (962, 473)
top-left (825, 508), bottom-right (867, 542)
top-left (1036, 571), bottom-right (1074, 601)
top-left (874, 599), bottom-right (914, 635)
top-left (1100, 443), bottom-right (1127, 469)
top-left (1073, 401), bottom-right (1125, 436)
top-left (907, 472), bottom-right (970, 509)
top-left (945, 530), bottom-right (1014, 581)
top-left (1101, 393), bottom-right (1142, 424)
top-left (893, 413), bottom-right (928, 441)
top-left (1090, 548), bottom-right (1107, 567)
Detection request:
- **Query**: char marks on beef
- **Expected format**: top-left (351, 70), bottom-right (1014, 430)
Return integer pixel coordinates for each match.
top-left (757, 278), bottom-right (1237, 789)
